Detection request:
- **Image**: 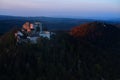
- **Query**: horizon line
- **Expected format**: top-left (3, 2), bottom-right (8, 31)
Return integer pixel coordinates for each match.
top-left (0, 14), bottom-right (120, 21)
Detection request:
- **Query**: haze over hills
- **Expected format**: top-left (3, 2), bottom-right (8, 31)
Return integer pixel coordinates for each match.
top-left (0, 15), bottom-right (120, 35)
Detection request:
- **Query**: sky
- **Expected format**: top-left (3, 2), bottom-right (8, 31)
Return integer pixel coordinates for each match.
top-left (0, 0), bottom-right (120, 19)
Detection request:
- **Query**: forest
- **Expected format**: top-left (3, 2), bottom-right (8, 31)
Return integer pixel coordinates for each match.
top-left (0, 21), bottom-right (120, 80)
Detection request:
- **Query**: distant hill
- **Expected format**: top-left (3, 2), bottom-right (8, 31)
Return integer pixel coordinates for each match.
top-left (0, 15), bottom-right (120, 35)
top-left (0, 15), bottom-right (96, 34)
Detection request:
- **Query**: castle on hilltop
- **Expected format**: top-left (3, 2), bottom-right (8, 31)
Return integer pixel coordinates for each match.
top-left (15, 21), bottom-right (52, 44)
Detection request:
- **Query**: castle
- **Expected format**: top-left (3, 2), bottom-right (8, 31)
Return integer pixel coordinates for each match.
top-left (15, 22), bottom-right (51, 44)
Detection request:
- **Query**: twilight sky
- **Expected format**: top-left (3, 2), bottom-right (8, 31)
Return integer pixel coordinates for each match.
top-left (0, 0), bottom-right (120, 19)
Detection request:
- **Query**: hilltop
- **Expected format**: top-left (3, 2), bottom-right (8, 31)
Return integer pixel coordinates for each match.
top-left (70, 22), bottom-right (120, 48)
top-left (71, 21), bottom-right (120, 36)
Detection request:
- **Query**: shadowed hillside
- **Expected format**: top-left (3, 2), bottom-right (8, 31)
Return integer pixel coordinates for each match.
top-left (70, 22), bottom-right (120, 48)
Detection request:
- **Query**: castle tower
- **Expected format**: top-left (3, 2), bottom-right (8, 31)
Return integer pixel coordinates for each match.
top-left (34, 22), bottom-right (42, 33)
